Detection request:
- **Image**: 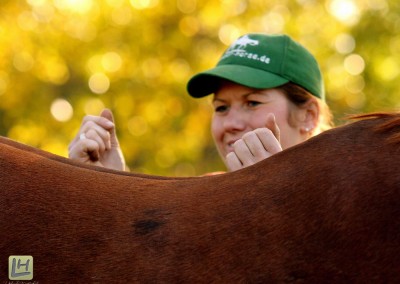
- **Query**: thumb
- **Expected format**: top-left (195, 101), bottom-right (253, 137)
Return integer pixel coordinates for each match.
top-left (100, 108), bottom-right (120, 147)
top-left (265, 113), bottom-right (280, 142)
top-left (100, 108), bottom-right (114, 123)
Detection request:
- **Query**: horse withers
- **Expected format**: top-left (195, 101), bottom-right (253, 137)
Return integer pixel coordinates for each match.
top-left (0, 113), bottom-right (399, 283)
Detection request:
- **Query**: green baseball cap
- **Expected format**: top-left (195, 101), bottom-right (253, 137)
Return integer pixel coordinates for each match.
top-left (187, 33), bottom-right (325, 100)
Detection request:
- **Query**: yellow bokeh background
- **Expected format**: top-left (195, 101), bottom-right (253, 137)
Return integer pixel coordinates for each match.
top-left (0, 0), bottom-right (399, 176)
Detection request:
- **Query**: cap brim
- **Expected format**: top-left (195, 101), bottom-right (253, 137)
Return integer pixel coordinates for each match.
top-left (187, 65), bottom-right (289, 98)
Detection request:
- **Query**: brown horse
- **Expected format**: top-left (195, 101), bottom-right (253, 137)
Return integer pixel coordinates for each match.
top-left (0, 113), bottom-right (399, 283)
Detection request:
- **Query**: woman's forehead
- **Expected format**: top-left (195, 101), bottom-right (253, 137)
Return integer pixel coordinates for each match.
top-left (213, 86), bottom-right (281, 101)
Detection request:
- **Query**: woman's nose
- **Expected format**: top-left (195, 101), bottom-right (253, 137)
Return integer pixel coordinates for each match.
top-left (223, 108), bottom-right (246, 132)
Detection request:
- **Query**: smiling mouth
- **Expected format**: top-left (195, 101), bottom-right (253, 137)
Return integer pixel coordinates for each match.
top-left (226, 140), bottom-right (237, 153)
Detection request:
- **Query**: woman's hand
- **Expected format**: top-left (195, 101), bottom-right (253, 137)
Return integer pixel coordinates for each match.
top-left (68, 109), bottom-right (126, 171)
top-left (226, 113), bottom-right (282, 172)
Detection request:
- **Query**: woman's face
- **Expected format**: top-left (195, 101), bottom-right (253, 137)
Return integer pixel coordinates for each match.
top-left (211, 81), bottom-right (306, 162)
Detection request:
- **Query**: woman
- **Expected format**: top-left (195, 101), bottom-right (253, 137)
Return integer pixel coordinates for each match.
top-left (69, 33), bottom-right (333, 173)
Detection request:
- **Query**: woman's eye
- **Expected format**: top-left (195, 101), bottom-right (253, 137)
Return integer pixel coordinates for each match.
top-left (247, 101), bottom-right (261, 107)
top-left (215, 105), bottom-right (228, 113)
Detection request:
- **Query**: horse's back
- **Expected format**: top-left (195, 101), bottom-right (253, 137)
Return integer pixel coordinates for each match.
top-left (0, 113), bottom-right (399, 283)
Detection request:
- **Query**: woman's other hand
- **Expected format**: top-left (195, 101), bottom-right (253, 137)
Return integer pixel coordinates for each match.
top-left (68, 109), bottom-right (126, 171)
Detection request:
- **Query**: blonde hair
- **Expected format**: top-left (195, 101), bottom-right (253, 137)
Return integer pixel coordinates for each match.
top-left (277, 83), bottom-right (334, 135)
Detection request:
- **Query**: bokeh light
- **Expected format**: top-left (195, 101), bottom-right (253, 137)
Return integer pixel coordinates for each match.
top-left (177, 0), bottom-right (197, 14)
top-left (102, 52), bottom-right (122, 73)
top-left (334, 33), bottom-right (356, 54)
top-left (51, 98), bottom-right (74, 122)
top-left (129, 0), bottom-right (159, 10)
top-left (53, 0), bottom-right (94, 14)
top-left (375, 56), bottom-right (400, 81)
top-left (344, 54), bottom-right (365, 75)
top-left (328, 0), bottom-right (360, 25)
top-left (13, 52), bottom-right (35, 72)
top-left (88, 73), bottom-right (110, 94)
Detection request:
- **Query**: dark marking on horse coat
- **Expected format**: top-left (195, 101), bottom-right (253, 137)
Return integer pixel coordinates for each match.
top-left (0, 112), bottom-right (399, 283)
top-left (134, 219), bottom-right (166, 235)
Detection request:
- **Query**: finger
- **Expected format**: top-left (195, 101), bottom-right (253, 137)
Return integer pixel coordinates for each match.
top-left (69, 128), bottom-right (107, 154)
top-left (254, 128), bottom-right (282, 154)
top-left (100, 108), bottom-right (114, 123)
top-left (84, 122), bottom-right (112, 149)
top-left (85, 128), bottom-right (109, 153)
top-left (68, 139), bottom-right (101, 162)
top-left (232, 139), bottom-right (256, 166)
top-left (241, 131), bottom-right (271, 161)
top-left (69, 115), bottom-right (114, 148)
top-left (79, 115), bottom-right (114, 144)
top-left (84, 113), bottom-right (115, 130)
top-left (100, 108), bottom-right (120, 147)
top-left (226, 151), bottom-right (242, 172)
top-left (79, 120), bottom-right (114, 148)
top-left (265, 113), bottom-right (280, 142)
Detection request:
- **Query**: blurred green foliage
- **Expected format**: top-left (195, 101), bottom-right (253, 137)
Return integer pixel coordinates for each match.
top-left (0, 0), bottom-right (399, 176)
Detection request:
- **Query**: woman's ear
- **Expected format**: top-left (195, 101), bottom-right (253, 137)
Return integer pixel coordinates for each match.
top-left (299, 98), bottom-right (319, 136)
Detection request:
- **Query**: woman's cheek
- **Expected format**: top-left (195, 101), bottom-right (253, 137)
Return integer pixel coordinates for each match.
top-left (211, 119), bottom-right (226, 157)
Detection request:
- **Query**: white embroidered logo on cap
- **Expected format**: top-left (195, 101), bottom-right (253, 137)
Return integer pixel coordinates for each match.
top-left (221, 35), bottom-right (271, 64)
top-left (230, 35), bottom-right (259, 49)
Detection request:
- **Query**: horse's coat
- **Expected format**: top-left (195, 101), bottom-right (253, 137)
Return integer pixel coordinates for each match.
top-left (0, 113), bottom-right (399, 283)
